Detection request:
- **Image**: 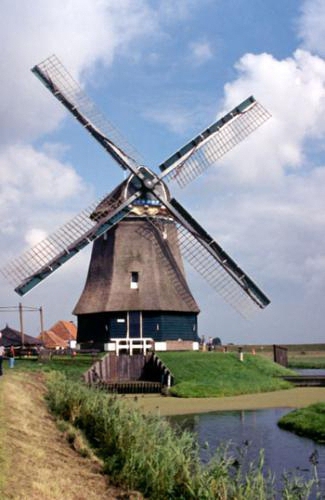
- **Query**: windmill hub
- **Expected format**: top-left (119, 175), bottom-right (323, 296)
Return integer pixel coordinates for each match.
top-left (143, 178), bottom-right (154, 189)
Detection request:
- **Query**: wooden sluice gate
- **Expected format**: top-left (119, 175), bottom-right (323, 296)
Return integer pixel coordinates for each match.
top-left (83, 352), bottom-right (172, 394)
top-left (95, 380), bottom-right (163, 394)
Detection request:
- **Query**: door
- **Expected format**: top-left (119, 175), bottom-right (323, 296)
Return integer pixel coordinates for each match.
top-left (129, 311), bottom-right (141, 338)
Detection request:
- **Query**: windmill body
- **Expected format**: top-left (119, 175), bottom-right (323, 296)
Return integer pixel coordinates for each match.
top-left (74, 171), bottom-right (199, 346)
top-left (1, 55), bottom-right (272, 351)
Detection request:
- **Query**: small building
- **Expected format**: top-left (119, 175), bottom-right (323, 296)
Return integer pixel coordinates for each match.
top-left (0, 324), bottom-right (42, 348)
top-left (39, 320), bottom-right (77, 350)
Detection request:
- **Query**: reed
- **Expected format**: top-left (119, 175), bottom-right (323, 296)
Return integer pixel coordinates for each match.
top-left (46, 372), bottom-right (316, 499)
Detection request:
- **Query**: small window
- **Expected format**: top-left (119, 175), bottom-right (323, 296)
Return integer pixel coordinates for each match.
top-left (130, 271), bottom-right (139, 289)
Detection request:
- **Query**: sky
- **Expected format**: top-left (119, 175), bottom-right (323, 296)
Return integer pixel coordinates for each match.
top-left (1, 0), bottom-right (325, 345)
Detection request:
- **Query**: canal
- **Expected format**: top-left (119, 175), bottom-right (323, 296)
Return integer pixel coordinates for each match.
top-left (170, 406), bottom-right (325, 494)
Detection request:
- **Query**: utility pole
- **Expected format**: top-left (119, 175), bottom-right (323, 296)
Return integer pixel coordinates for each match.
top-left (19, 302), bottom-right (24, 347)
top-left (39, 306), bottom-right (44, 342)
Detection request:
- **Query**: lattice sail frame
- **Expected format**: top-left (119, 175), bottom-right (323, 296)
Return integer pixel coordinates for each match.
top-left (32, 54), bottom-right (143, 171)
top-left (159, 98), bottom-right (271, 187)
top-left (1, 190), bottom-right (140, 295)
top-left (175, 223), bottom-right (259, 318)
top-left (140, 213), bottom-right (267, 318)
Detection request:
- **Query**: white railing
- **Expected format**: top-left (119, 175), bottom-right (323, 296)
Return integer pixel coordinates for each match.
top-left (107, 338), bottom-right (154, 356)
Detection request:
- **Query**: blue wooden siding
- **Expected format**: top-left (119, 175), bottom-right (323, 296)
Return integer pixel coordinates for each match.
top-left (143, 312), bottom-right (198, 341)
top-left (77, 311), bottom-right (198, 343)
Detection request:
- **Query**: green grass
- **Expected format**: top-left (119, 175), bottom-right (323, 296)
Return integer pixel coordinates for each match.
top-left (13, 351), bottom-right (296, 398)
top-left (288, 356), bottom-right (325, 369)
top-left (278, 403), bottom-right (325, 443)
top-left (12, 354), bottom-right (97, 381)
top-left (158, 352), bottom-right (295, 397)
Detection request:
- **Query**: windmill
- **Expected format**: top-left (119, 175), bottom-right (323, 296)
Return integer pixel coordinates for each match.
top-left (1, 55), bottom-right (271, 350)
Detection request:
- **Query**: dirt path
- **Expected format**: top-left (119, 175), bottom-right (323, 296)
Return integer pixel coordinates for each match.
top-left (133, 387), bottom-right (325, 416)
top-left (0, 370), bottom-right (130, 500)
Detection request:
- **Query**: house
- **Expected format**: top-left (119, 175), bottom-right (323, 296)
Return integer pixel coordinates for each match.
top-left (0, 324), bottom-right (42, 348)
top-left (39, 320), bottom-right (77, 349)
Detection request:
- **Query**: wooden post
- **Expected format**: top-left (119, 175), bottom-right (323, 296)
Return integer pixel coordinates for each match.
top-left (19, 302), bottom-right (24, 348)
top-left (39, 306), bottom-right (44, 343)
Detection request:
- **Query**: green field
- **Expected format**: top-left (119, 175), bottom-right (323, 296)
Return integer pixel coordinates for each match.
top-left (157, 351), bottom-right (295, 397)
top-left (213, 343), bottom-right (325, 369)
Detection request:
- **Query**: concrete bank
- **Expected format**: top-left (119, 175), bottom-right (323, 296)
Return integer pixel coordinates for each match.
top-left (132, 387), bottom-right (325, 416)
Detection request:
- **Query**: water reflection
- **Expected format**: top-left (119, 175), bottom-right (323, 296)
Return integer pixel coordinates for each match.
top-left (169, 408), bottom-right (325, 492)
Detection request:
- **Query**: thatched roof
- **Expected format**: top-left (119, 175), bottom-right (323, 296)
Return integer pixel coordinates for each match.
top-left (73, 218), bottom-right (200, 315)
top-left (0, 324), bottom-right (42, 347)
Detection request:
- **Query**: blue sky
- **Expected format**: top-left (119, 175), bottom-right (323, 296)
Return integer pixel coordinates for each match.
top-left (1, 0), bottom-right (325, 345)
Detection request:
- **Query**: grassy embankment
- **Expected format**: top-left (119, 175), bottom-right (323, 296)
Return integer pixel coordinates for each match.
top-left (278, 403), bottom-right (325, 444)
top-left (0, 368), bottom-right (127, 500)
top-left (158, 351), bottom-right (295, 397)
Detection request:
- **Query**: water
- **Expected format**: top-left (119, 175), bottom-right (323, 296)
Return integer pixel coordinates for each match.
top-left (170, 407), bottom-right (325, 494)
top-left (296, 368), bottom-right (325, 376)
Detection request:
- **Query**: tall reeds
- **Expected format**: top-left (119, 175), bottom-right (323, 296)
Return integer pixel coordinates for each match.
top-left (46, 372), bottom-right (316, 499)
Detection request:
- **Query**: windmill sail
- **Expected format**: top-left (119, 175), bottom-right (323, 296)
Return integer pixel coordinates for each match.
top-left (32, 55), bottom-right (142, 173)
top-left (145, 197), bottom-right (269, 317)
top-left (159, 96), bottom-right (271, 187)
top-left (1, 190), bottom-right (141, 296)
top-left (1, 53), bottom-right (272, 330)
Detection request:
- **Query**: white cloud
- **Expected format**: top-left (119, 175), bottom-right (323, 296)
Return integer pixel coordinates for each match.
top-left (25, 228), bottom-right (48, 247)
top-left (215, 49), bottom-right (325, 186)
top-left (0, 0), bottom-right (162, 145)
top-left (0, 144), bottom-right (85, 208)
top-left (189, 40), bottom-right (213, 65)
top-left (144, 107), bottom-right (193, 134)
top-left (298, 0), bottom-right (325, 56)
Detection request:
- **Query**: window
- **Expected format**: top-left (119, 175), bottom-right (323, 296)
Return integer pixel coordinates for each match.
top-left (130, 271), bottom-right (139, 289)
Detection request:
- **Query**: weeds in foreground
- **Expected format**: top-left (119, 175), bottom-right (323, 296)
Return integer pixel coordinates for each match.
top-left (45, 372), bottom-right (321, 499)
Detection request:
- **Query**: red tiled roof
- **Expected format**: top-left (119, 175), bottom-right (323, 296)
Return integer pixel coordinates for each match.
top-left (38, 330), bottom-right (67, 349)
top-left (50, 320), bottom-right (77, 341)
